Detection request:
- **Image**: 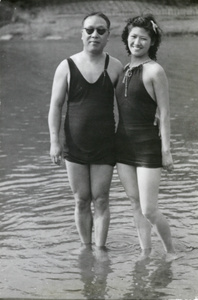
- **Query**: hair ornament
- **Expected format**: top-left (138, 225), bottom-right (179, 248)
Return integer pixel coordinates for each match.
top-left (150, 20), bottom-right (158, 33)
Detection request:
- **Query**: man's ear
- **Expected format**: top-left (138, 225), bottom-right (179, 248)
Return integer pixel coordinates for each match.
top-left (107, 30), bottom-right (110, 41)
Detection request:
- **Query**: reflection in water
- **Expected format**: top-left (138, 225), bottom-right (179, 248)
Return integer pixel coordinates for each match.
top-left (0, 38), bottom-right (198, 299)
top-left (123, 259), bottom-right (173, 300)
top-left (78, 246), bottom-right (112, 299)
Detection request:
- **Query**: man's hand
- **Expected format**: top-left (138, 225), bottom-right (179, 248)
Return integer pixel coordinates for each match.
top-left (50, 141), bottom-right (62, 165)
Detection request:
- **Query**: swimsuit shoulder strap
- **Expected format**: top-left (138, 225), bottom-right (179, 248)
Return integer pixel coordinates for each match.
top-left (66, 58), bottom-right (76, 100)
top-left (104, 53), bottom-right (109, 71)
top-left (67, 57), bottom-right (74, 70)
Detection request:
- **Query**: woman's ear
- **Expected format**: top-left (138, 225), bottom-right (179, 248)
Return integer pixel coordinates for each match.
top-left (151, 37), bottom-right (156, 46)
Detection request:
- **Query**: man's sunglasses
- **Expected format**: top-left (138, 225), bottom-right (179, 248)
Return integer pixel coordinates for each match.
top-left (83, 27), bottom-right (108, 35)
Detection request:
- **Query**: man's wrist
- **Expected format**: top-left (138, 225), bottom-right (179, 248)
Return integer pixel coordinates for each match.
top-left (50, 138), bottom-right (59, 144)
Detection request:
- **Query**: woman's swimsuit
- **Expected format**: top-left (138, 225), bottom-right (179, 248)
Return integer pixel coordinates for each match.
top-left (63, 54), bottom-right (116, 166)
top-left (116, 63), bottom-right (162, 168)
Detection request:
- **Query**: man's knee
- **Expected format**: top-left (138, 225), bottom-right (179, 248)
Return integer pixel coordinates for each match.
top-left (133, 200), bottom-right (141, 214)
top-left (129, 194), bottom-right (140, 209)
top-left (74, 193), bottom-right (91, 211)
top-left (93, 194), bottom-right (109, 212)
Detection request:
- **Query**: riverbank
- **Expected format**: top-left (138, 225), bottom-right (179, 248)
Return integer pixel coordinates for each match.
top-left (1, 0), bottom-right (198, 40)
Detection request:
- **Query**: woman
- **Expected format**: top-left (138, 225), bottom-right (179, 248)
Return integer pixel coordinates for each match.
top-left (116, 15), bottom-right (176, 260)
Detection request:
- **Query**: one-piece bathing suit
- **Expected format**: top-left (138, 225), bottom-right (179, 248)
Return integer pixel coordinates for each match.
top-left (63, 54), bottom-right (116, 166)
top-left (116, 63), bottom-right (162, 168)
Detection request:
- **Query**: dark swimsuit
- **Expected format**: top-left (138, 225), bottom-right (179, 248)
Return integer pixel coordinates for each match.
top-left (116, 63), bottom-right (162, 168)
top-left (63, 54), bottom-right (116, 166)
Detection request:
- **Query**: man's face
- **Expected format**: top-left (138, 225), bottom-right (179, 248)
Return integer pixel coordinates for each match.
top-left (81, 16), bottom-right (110, 54)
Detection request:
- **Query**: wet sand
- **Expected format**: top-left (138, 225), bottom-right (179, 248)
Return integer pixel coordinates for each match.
top-left (0, 0), bottom-right (198, 40)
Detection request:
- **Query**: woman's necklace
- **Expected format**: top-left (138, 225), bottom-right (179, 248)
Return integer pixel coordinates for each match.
top-left (123, 59), bottom-right (151, 97)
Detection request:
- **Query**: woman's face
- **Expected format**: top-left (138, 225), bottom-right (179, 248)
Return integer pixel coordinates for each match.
top-left (127, 26), bottom-right (152, 58)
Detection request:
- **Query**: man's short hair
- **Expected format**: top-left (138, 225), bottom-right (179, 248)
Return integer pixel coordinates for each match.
top-left (82, 12), bottom-right (111, 29)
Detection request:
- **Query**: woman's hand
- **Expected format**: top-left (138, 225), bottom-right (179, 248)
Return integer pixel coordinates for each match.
top-left (162, 150), bottom-right (174, 171)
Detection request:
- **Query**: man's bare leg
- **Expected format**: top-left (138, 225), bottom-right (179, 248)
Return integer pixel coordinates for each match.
top-left (66, 161), bottom-right (93, 245)
top-left (90, 164), bottom-right (113, 247)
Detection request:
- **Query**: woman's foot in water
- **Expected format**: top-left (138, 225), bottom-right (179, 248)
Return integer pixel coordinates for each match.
top-left (165, 251), bottom-right (183, 262)
top-left (137, 248), bottom-right (152, 262)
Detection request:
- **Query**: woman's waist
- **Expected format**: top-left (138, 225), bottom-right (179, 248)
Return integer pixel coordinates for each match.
top-left (117, 121), bottom-right (158, 130)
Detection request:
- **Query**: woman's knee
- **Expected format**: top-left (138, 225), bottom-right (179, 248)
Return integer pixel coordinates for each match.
top-left (142, 207), bottom-right (158, 223)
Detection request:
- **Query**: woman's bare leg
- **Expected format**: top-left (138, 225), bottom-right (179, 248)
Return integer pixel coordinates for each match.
top-left (117, 163), bottom-right (152, 258)
top-left (137, 167), bottom-right (175, 254)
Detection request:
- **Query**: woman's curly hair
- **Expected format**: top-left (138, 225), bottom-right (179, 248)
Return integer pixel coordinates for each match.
top-left (121, 14), bottom-right (162, 60)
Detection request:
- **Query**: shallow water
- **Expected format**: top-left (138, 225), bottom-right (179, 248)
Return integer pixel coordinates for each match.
top-left (0, 36), bottom-right (198, 299)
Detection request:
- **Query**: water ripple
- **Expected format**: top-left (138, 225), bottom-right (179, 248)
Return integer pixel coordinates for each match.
top-left (0, 38), bottom-right (198, 299)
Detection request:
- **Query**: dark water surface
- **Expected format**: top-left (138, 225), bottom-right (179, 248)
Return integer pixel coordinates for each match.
top-left (0, 36), bottom-right (198, 299)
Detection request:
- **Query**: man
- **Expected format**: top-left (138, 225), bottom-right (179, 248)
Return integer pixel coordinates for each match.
top-left (48, 12), bottom-right (123, 248)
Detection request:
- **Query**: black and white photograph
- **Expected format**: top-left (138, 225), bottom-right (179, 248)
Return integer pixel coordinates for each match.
top-left (0, 0), bottom-right (198, 299)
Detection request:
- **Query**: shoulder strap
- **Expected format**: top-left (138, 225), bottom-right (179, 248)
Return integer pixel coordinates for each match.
top-left (102, 54), bottom-right (109, 86)
top-left (66, 58), bottom-right (72, 99)
top-left (67, 57), bottom-right (73, 69)
top-left (104, 53), bottom-right (109, 71)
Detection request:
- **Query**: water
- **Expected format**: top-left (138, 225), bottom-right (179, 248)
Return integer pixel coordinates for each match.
top-left (0, 36), bottom-right (198, 299)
